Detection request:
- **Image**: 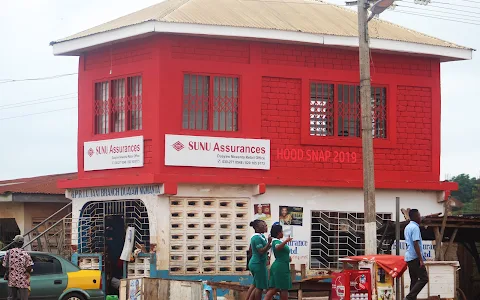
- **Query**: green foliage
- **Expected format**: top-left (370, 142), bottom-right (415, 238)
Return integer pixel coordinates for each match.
top-left (451, 174), bottom-right (480, 214)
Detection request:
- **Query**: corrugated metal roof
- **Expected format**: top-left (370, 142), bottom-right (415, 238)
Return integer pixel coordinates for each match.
top-left (54, 0), bottom-right (468, 50)
top-left (0, 173), bottom-right (76, 195)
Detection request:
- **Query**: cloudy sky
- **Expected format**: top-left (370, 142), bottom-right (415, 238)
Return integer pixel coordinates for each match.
top-left (0, 0), bottom-right (478, 181)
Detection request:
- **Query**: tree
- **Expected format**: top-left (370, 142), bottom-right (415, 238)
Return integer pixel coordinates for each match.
top-left (451, 174), bottom-right (478, 204)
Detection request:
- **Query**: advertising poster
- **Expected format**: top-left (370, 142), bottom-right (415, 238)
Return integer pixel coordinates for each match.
top-left (375, 264), bottom-right (394, 300)
top-left (129, 279), bottom-right (142, 300)
top-left (279, 206), bottom-right (303, 226)
top-left (253, 204), bottom-right (272, 226)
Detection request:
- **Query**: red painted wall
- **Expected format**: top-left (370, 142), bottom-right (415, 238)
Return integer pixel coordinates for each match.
top-left (65, 34), bottom-right (453, 191)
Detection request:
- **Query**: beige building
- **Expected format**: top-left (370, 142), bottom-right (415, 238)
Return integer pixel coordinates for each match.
top-left (0, 173), bottom-right (74, 247)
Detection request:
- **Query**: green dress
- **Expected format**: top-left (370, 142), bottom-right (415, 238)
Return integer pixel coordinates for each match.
top-left (269, 239), bottom-right (292, 290)
top-left (248, 234), bottom-right (269, 289)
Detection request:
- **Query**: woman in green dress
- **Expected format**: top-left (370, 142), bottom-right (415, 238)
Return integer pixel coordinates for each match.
top-left (265, 224), bottom-right (293, 300)
top-left (247, 219), bottom-right (272, 300)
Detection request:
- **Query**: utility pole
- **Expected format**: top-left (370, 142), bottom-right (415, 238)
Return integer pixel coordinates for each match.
top-left (358, 0), bottom-right (377, 256)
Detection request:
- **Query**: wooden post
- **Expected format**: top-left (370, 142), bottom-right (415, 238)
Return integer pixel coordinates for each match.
top-left (290, 264), bottom-right (296, 282)
top-left (434, 205), bottom-right (449, 261)
top-left (444, 228), bottom-right (458, 260)
top-left (358, 0), bottom-right (377, 256)
top-left (433, 227), bottom-right (441, 260)
top-left (300, 264), bottom-right (306, 279)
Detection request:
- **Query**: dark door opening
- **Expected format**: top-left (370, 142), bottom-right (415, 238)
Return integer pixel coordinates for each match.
top-left (0, 218), bottom-right (21, 249)
top-left (105, 215), bottom-right (125, 296)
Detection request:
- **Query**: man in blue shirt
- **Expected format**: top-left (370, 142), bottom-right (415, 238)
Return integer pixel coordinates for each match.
top-left (404, 209), bottom-right (428, 300)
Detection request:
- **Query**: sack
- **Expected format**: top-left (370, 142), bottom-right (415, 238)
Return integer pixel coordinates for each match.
top-left (3, 251), bottom-right (9, 281)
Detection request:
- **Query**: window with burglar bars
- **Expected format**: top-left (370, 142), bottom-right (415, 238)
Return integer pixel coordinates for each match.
top-left (182, 74), bottom-right (239, 132)
top-left (310, 82), bottom-right (387, 138)
top-left (310, 211), bottom-right (392, 269)
top-left (94, 76), bottom-right (142, 134)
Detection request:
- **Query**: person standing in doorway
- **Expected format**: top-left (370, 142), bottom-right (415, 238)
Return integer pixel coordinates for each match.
top-left (246, 219), bottom-right (271, 300)
top-left (2, 235), bottom-right (33, 300)
top-left (404, 209), bottom-right (428, 300)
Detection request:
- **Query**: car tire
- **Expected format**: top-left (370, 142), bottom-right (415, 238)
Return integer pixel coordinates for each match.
top-left (62, 292), bottom-right (86, 300)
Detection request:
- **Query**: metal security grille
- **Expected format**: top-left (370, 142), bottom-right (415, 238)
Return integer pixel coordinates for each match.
top-left (129, 76), bottom-right (143, 130)
top-left (94, 76), bottom-right (143, 134)
top-left (169, 198), bottom-right (249, 275)
top-left (182, 74), bottom-right (239, 132)
top-left (78, 200), bottom-right (150, 254)
top-left (338, 84), bottom-right (361, 137)
top-left (310, 211), bottom-right (392, 269)
top-left (310, 83), bottom-right (334, 136)
top-left (309, 82), bottom-right (387, 139)
top-left (112, 79), bottom-right (126, 133)
top-left (371, 87), bottom-right (387, 139)
top-left (94, 81), bottom-right (109, 134)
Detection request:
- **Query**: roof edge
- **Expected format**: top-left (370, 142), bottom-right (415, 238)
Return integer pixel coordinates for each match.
top-left (51, 21), bottom-right (473, 61)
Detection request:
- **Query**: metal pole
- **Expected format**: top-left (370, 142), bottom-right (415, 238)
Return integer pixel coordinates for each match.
top-left (396, 197), bottom-right (401, 300)
top-left (358, 0), bottom-right (377, 255)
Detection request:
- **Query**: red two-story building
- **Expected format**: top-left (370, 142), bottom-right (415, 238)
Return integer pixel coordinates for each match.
top-left (52, 0), bottom-right (472, 289)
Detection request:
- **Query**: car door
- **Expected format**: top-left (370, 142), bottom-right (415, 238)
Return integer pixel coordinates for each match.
top-left (0, 256), bottom-right (7, 300)
top-left (29, 254), bottom-right (67, 300)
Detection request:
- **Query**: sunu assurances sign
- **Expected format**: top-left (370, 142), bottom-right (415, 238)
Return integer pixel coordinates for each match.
top-left (84, 136), bottom-right (144, 171)
top-left (165, 134), bottom-right (270, 170)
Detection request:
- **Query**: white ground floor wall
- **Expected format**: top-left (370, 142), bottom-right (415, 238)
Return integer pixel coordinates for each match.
top-left (67, 184), bottom-right (444, 275)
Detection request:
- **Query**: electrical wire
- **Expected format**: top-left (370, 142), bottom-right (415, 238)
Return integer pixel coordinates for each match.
top-left (401, 0), bottom-right (480, 11)
top-left (0, 107), bottom-right (77, 121)
top-left (0, 93), bottom-right (77, 107)
top-left (0, 97), bottom-right (77, 110)
top-left (391, 9), bottom-right (480, 25)
top-left (0, 73), bottom-right (78, 84)
top-left (397, 4), bottom-right (480, 19)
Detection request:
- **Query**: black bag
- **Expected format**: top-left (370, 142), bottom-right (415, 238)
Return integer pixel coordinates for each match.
top-left (3, 251), bottom-right (9, 281)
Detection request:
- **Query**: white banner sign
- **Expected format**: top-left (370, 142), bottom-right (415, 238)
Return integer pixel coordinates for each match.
top-left (67, 185), bottom-right (162, 200)
top-left (391, 240), bottom-right (435, 260)
top-left (165, 134), bottom-right (270, 170)
top-left (84, 136), bottom-right (144, 171)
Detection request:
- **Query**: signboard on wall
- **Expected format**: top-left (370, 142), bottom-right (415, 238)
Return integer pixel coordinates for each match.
top-left (391, 240), bottom-right (435, 260)
top-left (84, 136), bottom-right (144, 171)
top-left (67, 185), bottom-right (162, 200)
top-left (165, 134), bottom-right (270, 170)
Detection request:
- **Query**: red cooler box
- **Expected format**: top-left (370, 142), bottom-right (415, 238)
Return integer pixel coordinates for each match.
top-left (331, 270), bottom-right (371, 300)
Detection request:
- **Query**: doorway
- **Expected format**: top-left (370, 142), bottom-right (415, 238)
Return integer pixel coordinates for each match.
top-left (78, 200), bottom-right (150, 295)
top-left (0, 218), bottom-right (21, 249)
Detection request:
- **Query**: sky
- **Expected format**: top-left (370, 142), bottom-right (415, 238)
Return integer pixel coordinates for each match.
top-left (0, 0), bottom-right (478, 181)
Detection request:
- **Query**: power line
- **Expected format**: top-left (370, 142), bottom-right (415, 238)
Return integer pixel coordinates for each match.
top-left (397, 4), bottom-right (480, 19)
top-left (391, 9), bottom-right (480, 25)
top-left (402, 0), bottom-right (480, 11)
top-left (0, 73), bottom-right (78, 84)
top-left (0, 107), bottom-right (77, 121)
top-left (457, 0), bottom-right (480, 3)
top-left (0, 96), bottom-right (77, 110)
top-left (0, 93), bottom-right (77, 107)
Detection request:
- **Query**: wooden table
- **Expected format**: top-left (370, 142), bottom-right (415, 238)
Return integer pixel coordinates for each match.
top-left (207, 275), bottom-right (332, 300)
top-left (291, 275), bottom-right (333, 300)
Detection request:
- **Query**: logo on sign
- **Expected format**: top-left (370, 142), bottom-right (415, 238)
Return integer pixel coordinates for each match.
top-left (88, 148), bottom-right (94, 157)
top-left (172, 141), bottom-right (185, 151)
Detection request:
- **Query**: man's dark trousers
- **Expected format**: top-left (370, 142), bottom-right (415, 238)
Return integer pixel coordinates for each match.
top-left (405, 258), bottom-right (428, 300)
top-left (7, 287), bottom-right (29, 300)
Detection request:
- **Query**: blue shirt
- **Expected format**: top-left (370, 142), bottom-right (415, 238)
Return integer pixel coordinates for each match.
top-left (404, 220), bottom-right (424, 262)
